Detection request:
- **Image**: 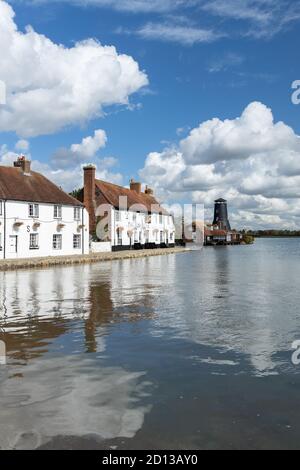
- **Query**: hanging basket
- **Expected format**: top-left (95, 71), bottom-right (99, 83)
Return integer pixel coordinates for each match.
top-left (13, 220), bottom-right (23, 228)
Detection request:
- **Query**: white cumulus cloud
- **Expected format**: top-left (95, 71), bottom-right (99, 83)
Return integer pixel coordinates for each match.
top-left (0, 0), bottom-right (148, 137)
top-left (180, 102), bottom-right (297, 164)
top-left (15, 139), bottom-right (30, 152)
top-left (0, 130), bottom-right (123, 192)
top-left (70, 129), bottom-right (107, 159)
top-left (51, 129), bottom-right (107, 169)
top-left (140, 102), bottom-right (300, 229)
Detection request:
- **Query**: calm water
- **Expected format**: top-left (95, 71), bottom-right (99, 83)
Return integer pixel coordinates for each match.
top-left (1, 238), bottom-right (300, 450)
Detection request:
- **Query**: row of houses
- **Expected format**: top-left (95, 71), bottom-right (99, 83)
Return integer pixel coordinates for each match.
top-left (0, 157), bottom-right (176, 260)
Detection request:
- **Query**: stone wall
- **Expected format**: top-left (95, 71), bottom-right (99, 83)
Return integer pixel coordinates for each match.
top-left (0, 247), bottom-right (188, 272)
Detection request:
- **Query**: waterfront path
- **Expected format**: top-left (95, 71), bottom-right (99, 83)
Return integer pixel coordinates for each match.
top-left (0, 247), bottom-right (188, 271)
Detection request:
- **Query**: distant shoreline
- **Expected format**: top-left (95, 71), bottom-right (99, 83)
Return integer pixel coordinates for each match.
top-left (254, 235), bottom-right (300, 238)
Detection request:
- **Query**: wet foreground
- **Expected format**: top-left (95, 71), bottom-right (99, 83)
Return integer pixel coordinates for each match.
top-left (1, 239), bottom-right (300, 450)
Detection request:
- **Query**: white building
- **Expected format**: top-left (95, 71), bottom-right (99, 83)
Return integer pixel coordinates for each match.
top-left (81, 165), bottom-right (176, 252)
top-left (0, 157), bottom-right (89, 260)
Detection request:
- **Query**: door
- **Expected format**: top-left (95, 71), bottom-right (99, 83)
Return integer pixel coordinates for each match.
top-left (9, 235), bottom-right (18, 256)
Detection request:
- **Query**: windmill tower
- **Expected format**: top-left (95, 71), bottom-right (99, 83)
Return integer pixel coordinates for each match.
top-left (213, 198), bottom-right (231, 231)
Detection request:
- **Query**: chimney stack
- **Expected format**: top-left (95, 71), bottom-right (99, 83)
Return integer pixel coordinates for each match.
top-left (145, 185), bottom-right (154, 196)
top-left (14, 156), bottom-right (31, 175)
top-left (83, 164), bottom-right (96, 233)
top-left (130, 179), bottom-right (142, 194)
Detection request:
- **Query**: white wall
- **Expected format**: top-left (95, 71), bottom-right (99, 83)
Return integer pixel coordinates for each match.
top-left (91, 242), bottom-right (112, 253)
top-left (0, 200), bottom-right (89, 260)
top-left (111, 208), bottom-right (176, 248)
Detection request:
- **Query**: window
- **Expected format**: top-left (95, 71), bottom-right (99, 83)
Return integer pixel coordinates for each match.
top-left (29, 203), bottom-right (39, 218)
top-left (53, 234), bottom-right (62, 250)
top-left (74, 207), bottom-right (81, 221)
top-left (0, 201), bottom-right (2, 216)
top-left (160, 231), bottom-right (164, 243)
top-left (54, 205), bottom-right (62, 219)
top-left (117, 229), bottom-right (122, 246)
top-left (115, 210), bottom-right (121, 222)
top-left (29, 233), bottom-right (39, 250)
top-left (73, 234), bottom-right (81, 249)
top-left (159, 213), bottom-right (163, 225)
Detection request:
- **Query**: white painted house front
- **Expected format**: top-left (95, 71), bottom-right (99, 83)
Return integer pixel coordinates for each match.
top-left (0, 158), bottom-right (89, 260)
top-left (98, 207), bottom-right (176, 251)
top-left (81, 165), bottom-right (176, 252)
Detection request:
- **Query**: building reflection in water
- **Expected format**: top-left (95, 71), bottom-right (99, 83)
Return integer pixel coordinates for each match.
top-left (0, 246), bottom-right (296, 448)
top-left (0, 264), bottom-right (154, 449)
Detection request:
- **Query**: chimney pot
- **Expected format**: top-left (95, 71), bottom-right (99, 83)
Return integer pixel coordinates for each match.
top-left (14, 156), bottom-right (31, 174)
top-left (145, 185), bottom-right (154, 196)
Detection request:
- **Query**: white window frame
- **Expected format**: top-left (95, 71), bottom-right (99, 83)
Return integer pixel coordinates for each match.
top-left (53, 234), bottom-right (62, 250)
top-left (73, 234), bottom-right (81, 249)
top-left (54, 205), bottom-right (62, 220)
top-left (74, 207), bottom-right (81, 221)
top-left (115, 210), bottom-right (121, 222)
top-left (29, 203), bottom-right (39, 218)
top-left (29, 233), bottom-right (39, 250)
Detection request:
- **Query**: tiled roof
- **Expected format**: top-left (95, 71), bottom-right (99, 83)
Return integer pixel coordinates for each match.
top-left (0, 166), bottom-right (83, 206)
top-left (94, 179), bottom-right (170, 215)
top-left (205, 229), bottom-right (227, 236)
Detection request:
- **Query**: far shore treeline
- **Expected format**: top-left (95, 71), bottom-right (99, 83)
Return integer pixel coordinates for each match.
top-left (245, 230), bottom-right (300, 238)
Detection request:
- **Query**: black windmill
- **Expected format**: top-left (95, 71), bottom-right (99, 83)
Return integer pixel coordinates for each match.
top-left (213, 198), bottom-right (231, 231)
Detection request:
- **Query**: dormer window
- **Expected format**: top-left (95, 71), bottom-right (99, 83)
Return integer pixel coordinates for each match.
top-left (29, 203), bottom-right (39, 218)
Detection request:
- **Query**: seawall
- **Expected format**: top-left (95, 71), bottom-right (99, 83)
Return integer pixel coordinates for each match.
top-left (0, 247), bottom-right (188, 272)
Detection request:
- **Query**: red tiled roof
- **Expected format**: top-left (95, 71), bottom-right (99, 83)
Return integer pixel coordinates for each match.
top-left (205, 229), bottom-right (227, 236)
top-left (94, 179), bottom-right (170, 215)
top-left (0, 166), bottom-right (82, 206)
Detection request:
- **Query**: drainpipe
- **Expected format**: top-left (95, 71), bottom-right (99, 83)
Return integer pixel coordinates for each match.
top-left (82, 207), bottom-right (84, 255)
top-left (3, 200), bottom-right (6, 260)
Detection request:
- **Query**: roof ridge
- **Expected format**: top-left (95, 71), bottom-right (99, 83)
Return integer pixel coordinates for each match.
top-left (0, 165), bottom-right (83, 206)
top-left (94, 179), bottom-right (169, 215)
top-left (96, 178), bottom-right (132, 192)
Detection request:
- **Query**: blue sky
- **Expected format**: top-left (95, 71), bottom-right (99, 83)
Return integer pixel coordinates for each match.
top-left (1, 0), bottom-right (300, 228)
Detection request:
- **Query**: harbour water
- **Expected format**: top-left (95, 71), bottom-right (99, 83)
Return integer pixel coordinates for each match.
top-left (0, 238), bottom-right (300, 450)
